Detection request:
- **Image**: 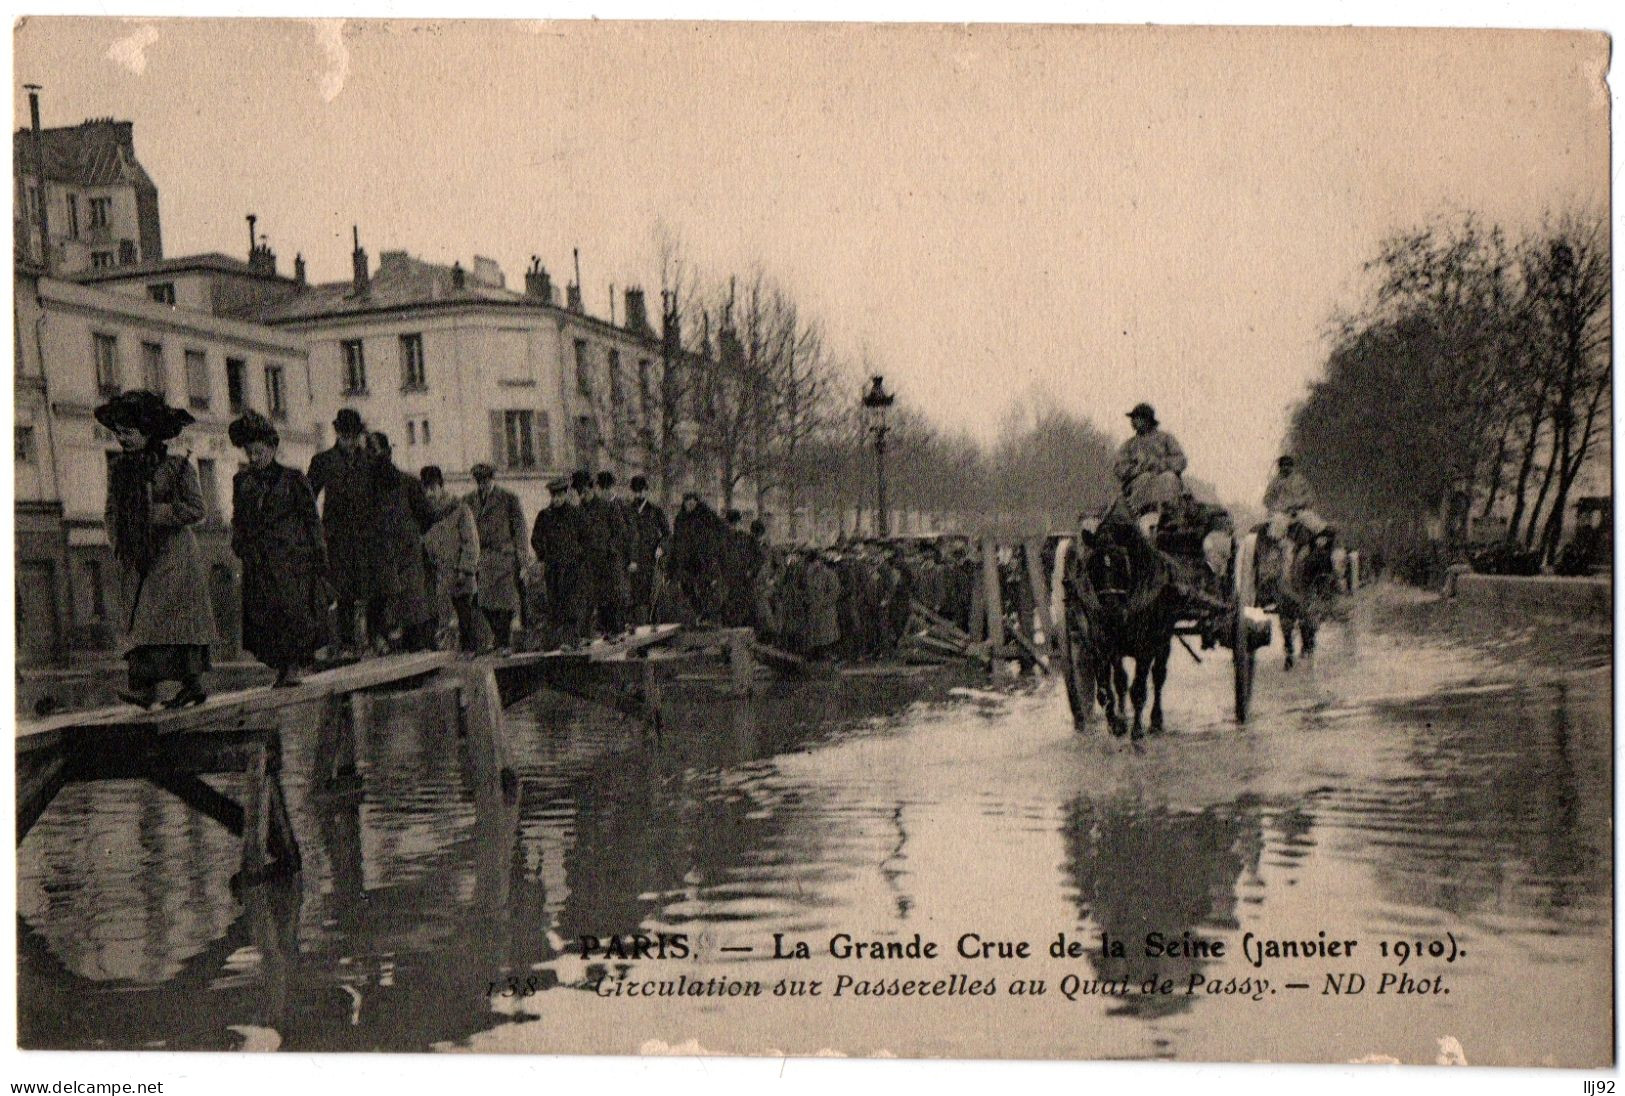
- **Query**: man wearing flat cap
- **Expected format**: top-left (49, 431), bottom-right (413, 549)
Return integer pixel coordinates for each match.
top-left (464, 462), bottom-right (528, 654)
top-left (531, 475), bottom-right (589, 649)
top-left (307, 407), bottom-right (381, 654)
top-left (1113, 402), bottom-right (1187, 537)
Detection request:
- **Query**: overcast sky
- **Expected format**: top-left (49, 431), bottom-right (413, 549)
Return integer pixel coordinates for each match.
top-left (13, 19), bottom-right (1609, 504)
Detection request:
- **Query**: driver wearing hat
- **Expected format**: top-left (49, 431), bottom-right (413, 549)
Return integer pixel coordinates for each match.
top-left (1113, 403), bottom-right (1187, 536)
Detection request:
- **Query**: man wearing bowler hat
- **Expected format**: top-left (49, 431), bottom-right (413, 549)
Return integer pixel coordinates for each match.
top-left (1113, 402), bottom-right (1187, 537)
top-left (308, 407), bottom-right (381, 653)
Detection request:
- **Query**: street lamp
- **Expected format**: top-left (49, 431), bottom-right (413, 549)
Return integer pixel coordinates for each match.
top-left (861, 375), bottom-right (895, 537)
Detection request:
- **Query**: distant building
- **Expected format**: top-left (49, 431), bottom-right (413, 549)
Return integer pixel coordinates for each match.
top-left (13, 264), bottom-right (316, 664)
top-left (12, 117), bottom-right (162, 275)
top-left (236, 239), bottom-right (678, 519)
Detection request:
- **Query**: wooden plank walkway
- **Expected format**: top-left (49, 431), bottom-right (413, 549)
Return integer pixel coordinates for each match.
top-left (16, 652), bottom-right (452, 750)
top-left (476, 624), bottom-right (682, 670)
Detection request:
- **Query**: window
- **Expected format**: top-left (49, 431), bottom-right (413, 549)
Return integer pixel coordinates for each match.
top-left (264, 363), bottom-right (287, 421)
top-left (638, 358), bottom-right (653, 408)
top-left (93, 333), bottom-right (120, 396)
top-left (90, 251), bottom-right (115, 270)
top-left (196, 459), bottom-right (221, 523)
top-left (88, 196), bottom-right (111, 229)
top-left (399, 333), bottom-right (426, 391)
top-left (421, 419), bottom-right (431, 444)
top-left (118, 239), bottom-right (137, 265)
top-left (608, 349), bottom-right (624, 411)
top-left (533, 411), bottom-right (550, 464)
top-left (225, 357), bottom-right (247, 413)
top-left (499, 410), bottom-right (536, 469)
top-left (16, 425), bottom-right (36, 464)
top-left (148, 283), bottom-right (176, 305)
top-left (184, 350), bottom-right (209, 410)
top-left (82, 559), bottom-right (106, 622)
top-left (574, 339), bottom-right (591, 395)
top-left (574, 414), bottom-right (599, 464)
top-left (65, 194), bottom-right (79, 238)
top-left (25, 186), bottom-right (41, 223)
top-left (141, 341), bottom-right (165, 395)
top-left (407, 420), bottom-right (417, 445)
top-left (341, 339), bottom-right (367, 395)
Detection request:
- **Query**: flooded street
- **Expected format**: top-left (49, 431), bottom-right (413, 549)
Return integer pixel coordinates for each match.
top-left (17, 589), bottom-right (1612, 1066)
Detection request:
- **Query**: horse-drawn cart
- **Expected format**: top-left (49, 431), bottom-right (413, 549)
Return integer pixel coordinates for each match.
top-left (1055, 502), bottom-right (1272, 735)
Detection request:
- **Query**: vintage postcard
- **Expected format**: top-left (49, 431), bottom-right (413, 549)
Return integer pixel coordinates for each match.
top-left (7, 15), bottom-right (1613, 1080)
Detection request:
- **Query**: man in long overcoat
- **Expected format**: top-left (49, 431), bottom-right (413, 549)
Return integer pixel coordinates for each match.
top-left (307, 408), bottom-right (378, 651)
top-left (579, 471), bottom-right (633, 638)
top-left (670, 493), bottom-right (725, 625)
top-left (531, 477), bottom-right (590, 649)
top-left (719, 509), bottom-right (763, 627)
top-left (626, 474), bottom-right (668, 626)
top-left (465, 462), bottom-right (528, 653)
top-left (369, 432), bottom-right (436, 652)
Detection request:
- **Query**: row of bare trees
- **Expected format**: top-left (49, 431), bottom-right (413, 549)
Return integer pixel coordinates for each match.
top-left (579, 238), bottom-right (1143, 538)
top-left (1289, 211), bottom-right (1610, 569)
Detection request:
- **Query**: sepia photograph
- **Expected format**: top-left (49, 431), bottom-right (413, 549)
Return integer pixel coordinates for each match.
top-left (5, 11), bottom-right (1614, 1081)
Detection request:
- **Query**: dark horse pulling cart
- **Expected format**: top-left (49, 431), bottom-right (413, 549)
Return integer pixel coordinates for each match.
top-left (1056, 497), bottom-right (1272, 737)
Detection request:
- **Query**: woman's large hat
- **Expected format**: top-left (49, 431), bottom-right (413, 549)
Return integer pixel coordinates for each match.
top-left (94, 390), bottom-right (194, 441)
top-left (228, 410), bottom-right (280, 449)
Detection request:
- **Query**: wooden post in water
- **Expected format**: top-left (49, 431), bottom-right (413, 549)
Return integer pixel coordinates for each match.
top-left (967, 554), bottom-right (987, 643)
top-left (724, 629), bottom-right (757, 698)
top-left (1024, 538), bottom-right (1056, 669)
top-left (981, 537), bottom-right (1008, 675)
top-left (239, 741), bottom-right (271, 883)
top-left (448, 662), bottom-right (515, 801)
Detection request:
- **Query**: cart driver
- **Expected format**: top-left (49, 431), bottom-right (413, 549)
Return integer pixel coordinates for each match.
top-left (1114, 403), bottom-right (1187, 537)
top-left (1262, 456), bottom-right (1328, 542)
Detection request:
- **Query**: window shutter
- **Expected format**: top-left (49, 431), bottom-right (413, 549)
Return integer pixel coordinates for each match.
top-left (534, 410), bottom-right (552, 468)
top-left (489, 410), bottom-right (506, 468)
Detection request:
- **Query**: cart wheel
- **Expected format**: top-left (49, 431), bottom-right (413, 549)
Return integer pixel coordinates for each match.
top-left (1056, 541), bottom-right (1095, 730)
top-left (1232, 532), bottom-right (1259, 724)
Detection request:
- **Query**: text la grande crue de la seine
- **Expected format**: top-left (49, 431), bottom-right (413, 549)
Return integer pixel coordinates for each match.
top-left (580, 929), bottom-right (1406, 970)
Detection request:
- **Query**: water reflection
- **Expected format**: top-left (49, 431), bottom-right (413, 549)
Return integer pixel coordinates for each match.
top-left (14, 636), bottom-right (1613, 1061)
top-left (1060, 796), bottom-right (1264, 1017)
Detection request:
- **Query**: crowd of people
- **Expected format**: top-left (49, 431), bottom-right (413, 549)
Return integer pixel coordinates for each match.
top-left (91, 390), bottom-right (1052, 709)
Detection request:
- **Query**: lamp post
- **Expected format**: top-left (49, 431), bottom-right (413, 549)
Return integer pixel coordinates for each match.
top-left (861, 375), bottom-right (895, 537)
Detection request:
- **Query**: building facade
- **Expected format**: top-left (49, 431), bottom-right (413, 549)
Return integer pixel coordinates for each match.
top-left (13, 117), bottom-right (162, 276)
top-left (244, 245), bottom-right (679, 521)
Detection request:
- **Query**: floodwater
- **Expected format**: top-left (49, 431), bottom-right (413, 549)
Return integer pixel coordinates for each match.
top-left (17, 590), bottom-right (1613, 1065)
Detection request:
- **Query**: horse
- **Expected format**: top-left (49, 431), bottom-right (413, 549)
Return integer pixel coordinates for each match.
top-left (1064, 513), bottom-right (1183, 738)
top-left (1260, 523), bottom-right (1340, 670)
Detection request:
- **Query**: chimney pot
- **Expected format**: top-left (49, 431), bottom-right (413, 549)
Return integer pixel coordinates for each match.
top-left (566, 283), bottom-right (584, 314)
top-left (451, 261), bottom-right (466, 290)
top-left (525, 262), bottom-right (554, 304)
top-left (624, 287), bottom-right (649, 333)
top-left (294, 253), bottom-right (307, 286)
top-left (351, 227), bottom-right (369, 296)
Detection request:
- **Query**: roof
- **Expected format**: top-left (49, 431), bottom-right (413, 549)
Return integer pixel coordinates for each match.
top-left (242, 252), bottom-right (661, 345)
top-left (13, 119), bottom-right (157, 192)
top-left (69, 252), bottom-right (295, 286)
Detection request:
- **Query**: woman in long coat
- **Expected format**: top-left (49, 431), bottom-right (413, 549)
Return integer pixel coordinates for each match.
top-left (97, 390), bottom-right (217, 708)
top-left (367, 432), bottom-right (436, 651)
top-left (229, 411), bottom-right (330, 686)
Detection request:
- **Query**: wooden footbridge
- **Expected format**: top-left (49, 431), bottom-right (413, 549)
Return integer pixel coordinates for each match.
top-left (14, 623), bottom-right (758, 890)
